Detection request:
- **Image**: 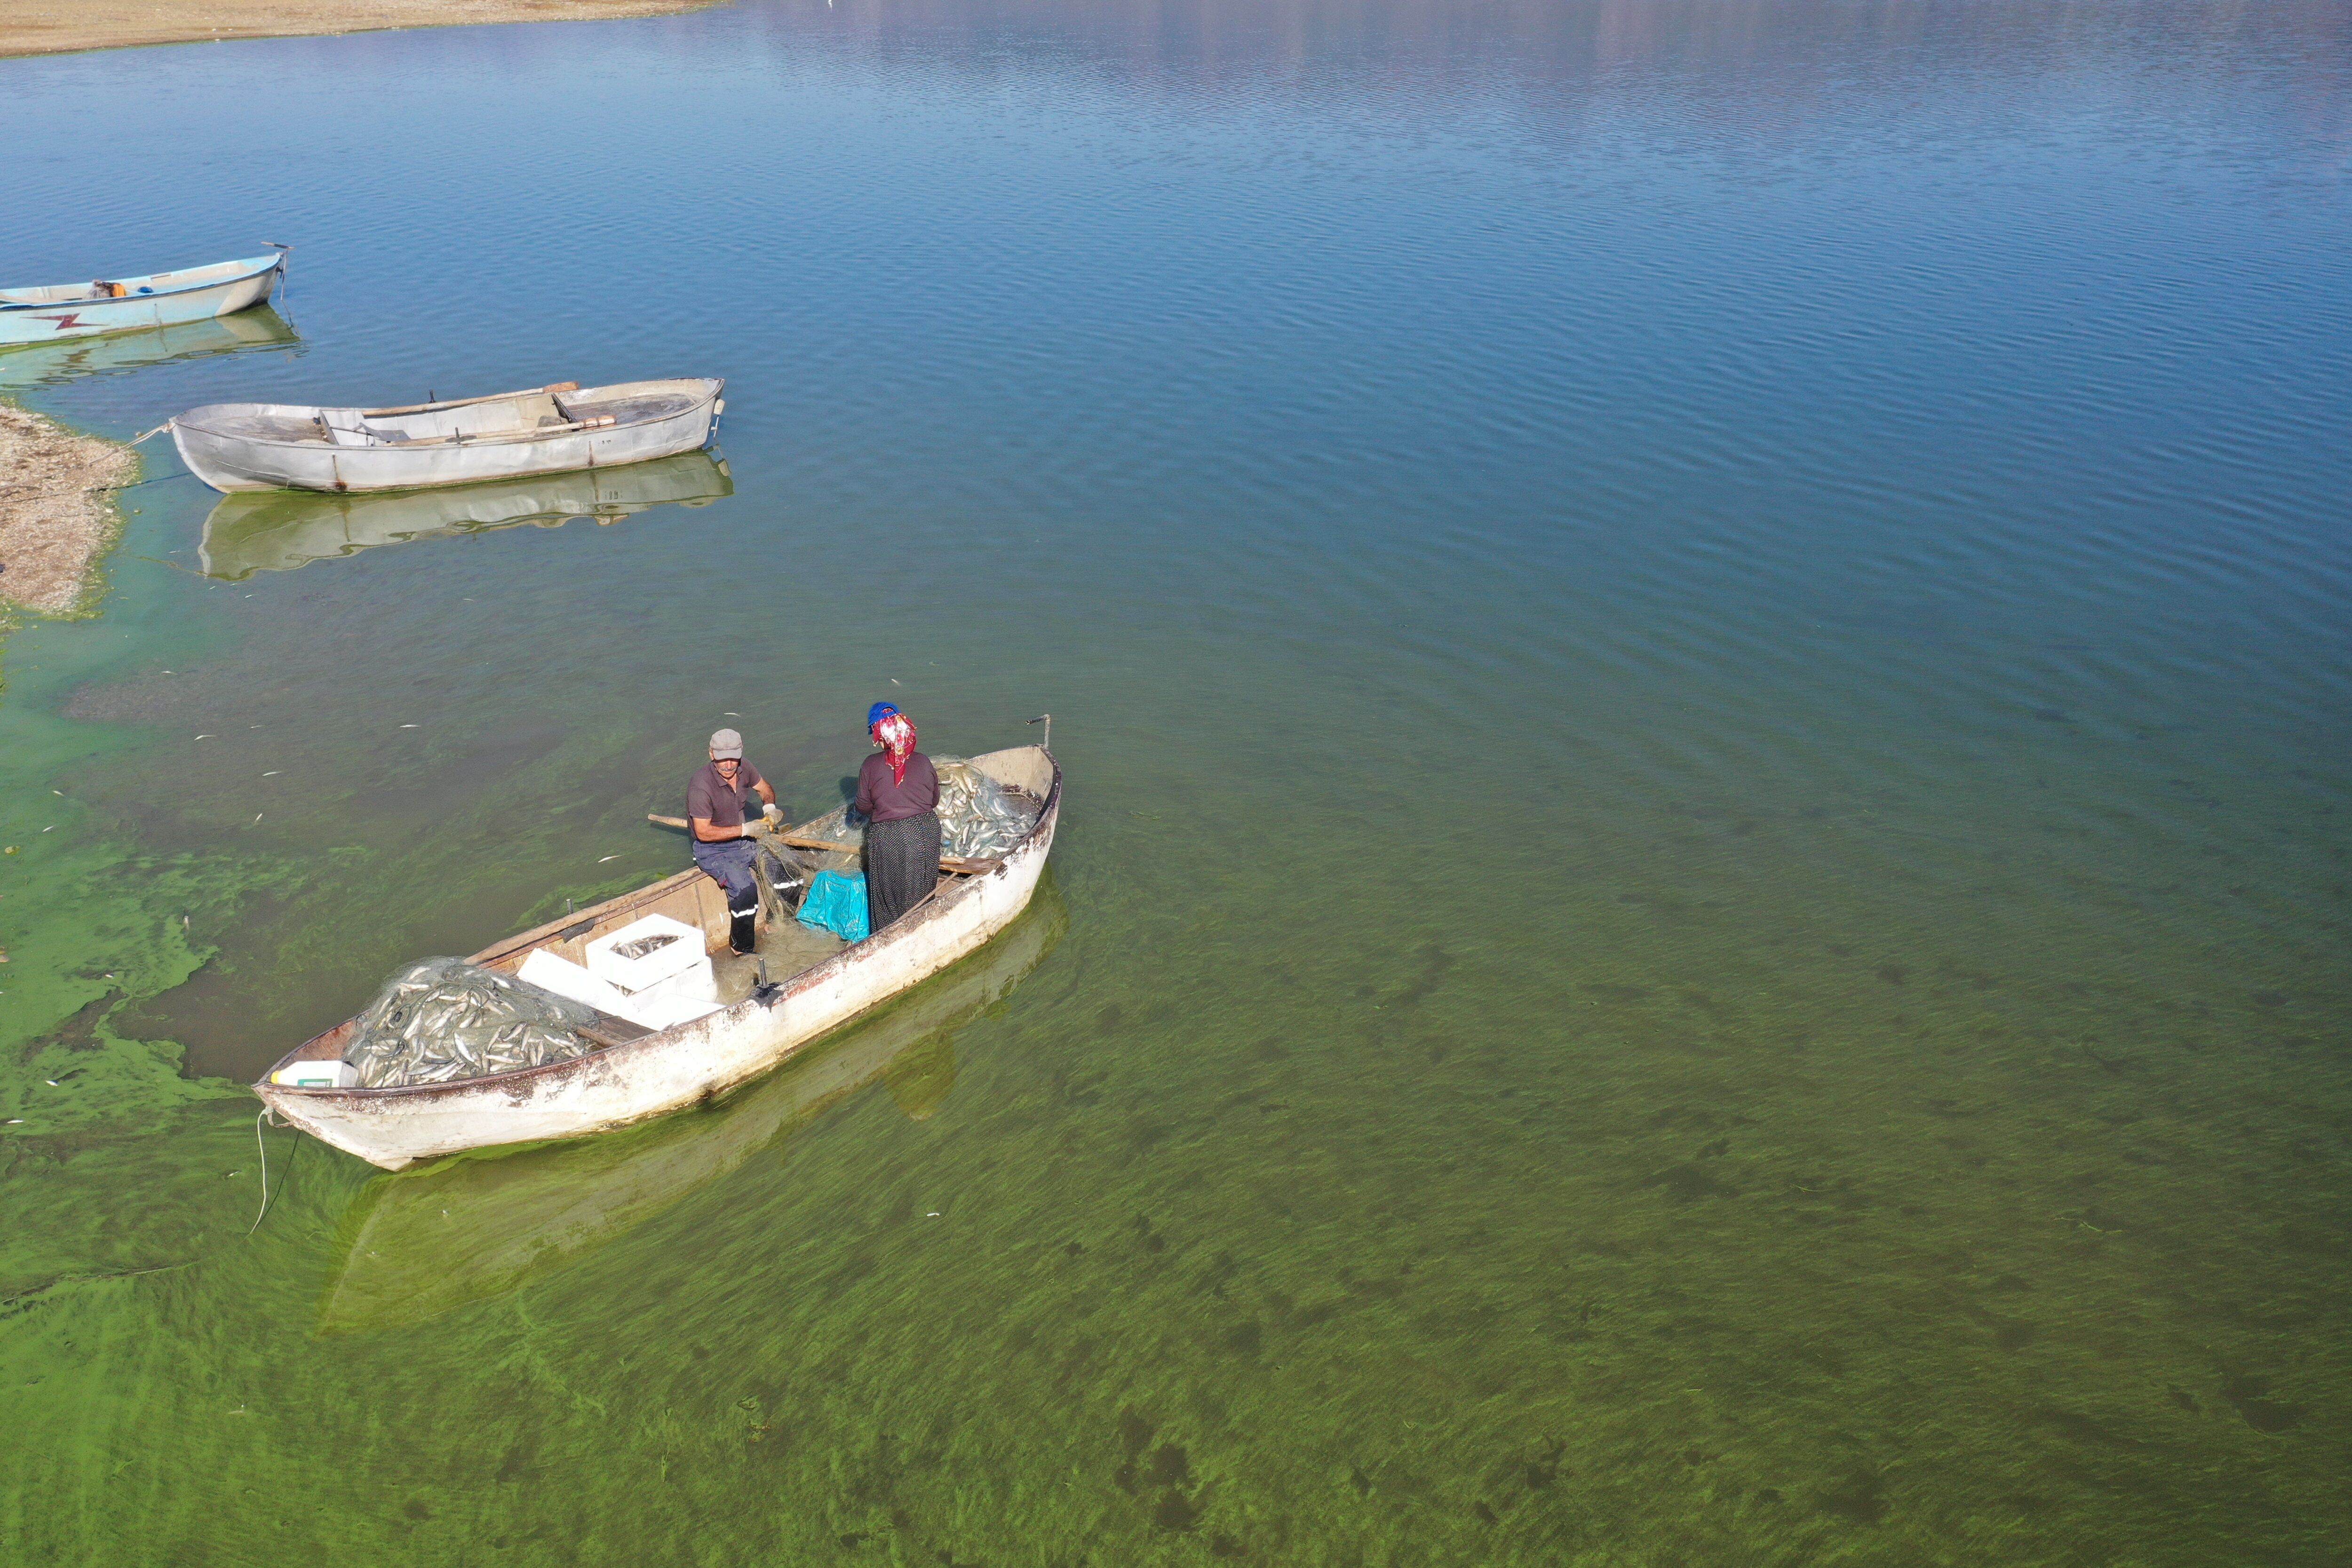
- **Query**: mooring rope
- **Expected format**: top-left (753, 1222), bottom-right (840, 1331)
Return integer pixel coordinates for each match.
top-left (247, 1108), bottom-right (276, 1235)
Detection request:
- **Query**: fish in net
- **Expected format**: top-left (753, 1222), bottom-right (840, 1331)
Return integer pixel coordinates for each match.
top-left (935, 758), bottom-right (1042, 858)
top-left (344, 957), bottom-right (603, 1088)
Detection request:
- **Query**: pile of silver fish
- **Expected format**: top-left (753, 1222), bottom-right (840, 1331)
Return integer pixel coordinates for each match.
top-left (344, 957), bottom-right (601, 1088)
top-left (933, 759), bottom-right (1041, 859)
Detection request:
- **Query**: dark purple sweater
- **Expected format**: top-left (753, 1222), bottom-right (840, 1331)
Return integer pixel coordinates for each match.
top-left (856, 751), bottom-right (939, 823)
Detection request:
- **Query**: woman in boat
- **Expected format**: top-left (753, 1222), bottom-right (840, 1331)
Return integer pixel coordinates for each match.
top-left (856, 702), bottom-right (940, 933)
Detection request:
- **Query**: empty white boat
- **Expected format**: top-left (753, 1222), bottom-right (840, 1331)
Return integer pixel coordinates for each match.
top-left (0, 252), bottom-right (285, 347)
top-left (170, 376), bottom-right (724, 493)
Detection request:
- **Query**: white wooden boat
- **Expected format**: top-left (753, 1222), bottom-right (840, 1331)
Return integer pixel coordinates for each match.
top-left (256, 743), bottom-right (1060, 1170)
top-left (0, 252), bottom-right (285, 347)
top-left (196, 449), bottom-right (732, 580)
top-left (170, 376), bottom-right (724, 493)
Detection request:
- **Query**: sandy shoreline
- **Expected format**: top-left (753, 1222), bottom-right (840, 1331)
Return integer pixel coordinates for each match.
top-left (0, 401), bottom-right (136, 622)
top-left (0, 0), bottom-right (722, 59)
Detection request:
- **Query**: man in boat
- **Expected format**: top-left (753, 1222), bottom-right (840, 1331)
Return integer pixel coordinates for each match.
top-left (688, 728), bottom-right (780, 956)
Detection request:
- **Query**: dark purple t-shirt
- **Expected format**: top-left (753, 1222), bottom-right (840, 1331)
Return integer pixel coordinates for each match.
top-left (686, 760), bottom-right (765, 828)
top-left (855, 751), bottom-right (938, 823)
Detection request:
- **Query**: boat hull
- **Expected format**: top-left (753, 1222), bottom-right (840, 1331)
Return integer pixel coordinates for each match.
top-left (0, 256), bottom-right (281, 346)
top-left (255, 746), bottom-right (1059, 1170)
top-left (171, 379), bottom-right (721, 493)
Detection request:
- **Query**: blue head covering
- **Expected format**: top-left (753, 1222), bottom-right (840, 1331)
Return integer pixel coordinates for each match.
top-left (866, 701), bottom-right (900, 731)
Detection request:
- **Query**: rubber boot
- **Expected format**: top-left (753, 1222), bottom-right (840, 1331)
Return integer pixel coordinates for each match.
top-left (729, 900), bottom-right (758, 956)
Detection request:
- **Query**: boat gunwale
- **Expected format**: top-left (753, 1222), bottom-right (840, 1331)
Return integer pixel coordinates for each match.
top-left (0, 254), bottom-right (281, 312)
top-left (172, 377), bottom-right (723, 451)
top-left (254, 748), bottom-right (1062, 1103)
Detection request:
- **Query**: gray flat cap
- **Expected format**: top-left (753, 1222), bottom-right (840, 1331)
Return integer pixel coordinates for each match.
top-left (708, 728), bottom-right (744, 758)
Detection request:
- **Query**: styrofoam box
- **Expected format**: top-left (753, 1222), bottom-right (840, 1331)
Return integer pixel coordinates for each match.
top-left (519, 947), bottom-right (632, 1015)
top-left (622, 982), bottom-right (723, 1031)
top-left (521, 947), bottom-right (719, 1033)
top-left (584, 914), bottom-right (708, 993)
top-left (631, 955), bottom-right (718, 1008)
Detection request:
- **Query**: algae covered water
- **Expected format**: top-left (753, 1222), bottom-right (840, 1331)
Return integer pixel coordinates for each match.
top-left (2, 0), bottom-right (2348, 1561)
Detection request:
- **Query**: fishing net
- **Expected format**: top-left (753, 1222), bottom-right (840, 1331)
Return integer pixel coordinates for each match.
top-left (345, 957), bottom-right (602, 1088)
top-left (757, 843), bottom-right (810, 912)
top-left (787, 758), bottom-right (1041, 863)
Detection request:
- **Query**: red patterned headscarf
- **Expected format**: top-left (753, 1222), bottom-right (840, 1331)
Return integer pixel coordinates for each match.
top-left (871, 708), bottom-right (918, 786)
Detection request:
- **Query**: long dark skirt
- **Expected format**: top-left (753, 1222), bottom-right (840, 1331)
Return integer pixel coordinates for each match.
top-left (865, 810), bottom-right (941, 933)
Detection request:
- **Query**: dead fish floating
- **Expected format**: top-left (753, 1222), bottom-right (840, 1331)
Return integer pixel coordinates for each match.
top-left (167, 377), bottom-right (723, 494)
top-left (255, 743), bottom-right (1060, 1170)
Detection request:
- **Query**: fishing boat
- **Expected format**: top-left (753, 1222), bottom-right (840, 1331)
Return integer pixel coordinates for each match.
top-left (169, 376), bottom-right (724, 493)
top-left (255, 742), bottom-right (1061, 1170)
top-left (0, 252), bottom-right (286, 347)
top-left (196, 449), bottom-right (732, 580)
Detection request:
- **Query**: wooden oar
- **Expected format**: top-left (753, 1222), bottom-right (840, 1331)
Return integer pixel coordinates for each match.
top-left (645, 815), bottom-right (1000, 876)
top-left (360, 381), bottom-right (579, 418)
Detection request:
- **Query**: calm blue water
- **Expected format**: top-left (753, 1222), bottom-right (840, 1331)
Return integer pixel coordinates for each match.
top-left (1, 2), bottom-right (2348, 1562)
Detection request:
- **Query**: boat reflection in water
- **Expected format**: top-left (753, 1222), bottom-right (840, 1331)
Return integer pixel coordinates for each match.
top-left (196, 449), bottom-right (733, 581)
top-left (315, 880), bottom-right (1065, 1336)
top-left (0, 305), bottom-right (299, 391)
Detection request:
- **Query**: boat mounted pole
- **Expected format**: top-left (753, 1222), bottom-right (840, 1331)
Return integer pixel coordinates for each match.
top-left (1027, 713), bottom-right (1050, 751)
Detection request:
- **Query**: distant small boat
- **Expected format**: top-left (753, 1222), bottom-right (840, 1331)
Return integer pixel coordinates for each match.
top-left (169, 376), bottom-right (724, 493)
top-left (0, 252), bottom-right (286, 347)
top-left (197, 449), bottom-right (733, 580)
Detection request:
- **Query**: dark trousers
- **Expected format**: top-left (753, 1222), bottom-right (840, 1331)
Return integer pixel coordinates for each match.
top-left (692, 837), bottom-right (762, 951)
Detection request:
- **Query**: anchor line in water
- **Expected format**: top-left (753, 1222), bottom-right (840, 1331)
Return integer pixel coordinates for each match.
top-left (248, 1107), bottom-right (285, 1235)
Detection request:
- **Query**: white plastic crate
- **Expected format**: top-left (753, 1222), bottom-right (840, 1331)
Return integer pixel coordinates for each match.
top-left (519, 947), bottom-right (632, 1015)
top-left (584, 914), bottom-right (707, 993)
top-left (527, 939), bottom-right (719, 1033)
top-left (630, 957), bottom-right (717, 1009)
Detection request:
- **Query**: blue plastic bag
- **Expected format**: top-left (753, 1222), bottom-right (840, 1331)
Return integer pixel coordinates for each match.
top-left (796, 869), bottom-right (870, 943)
